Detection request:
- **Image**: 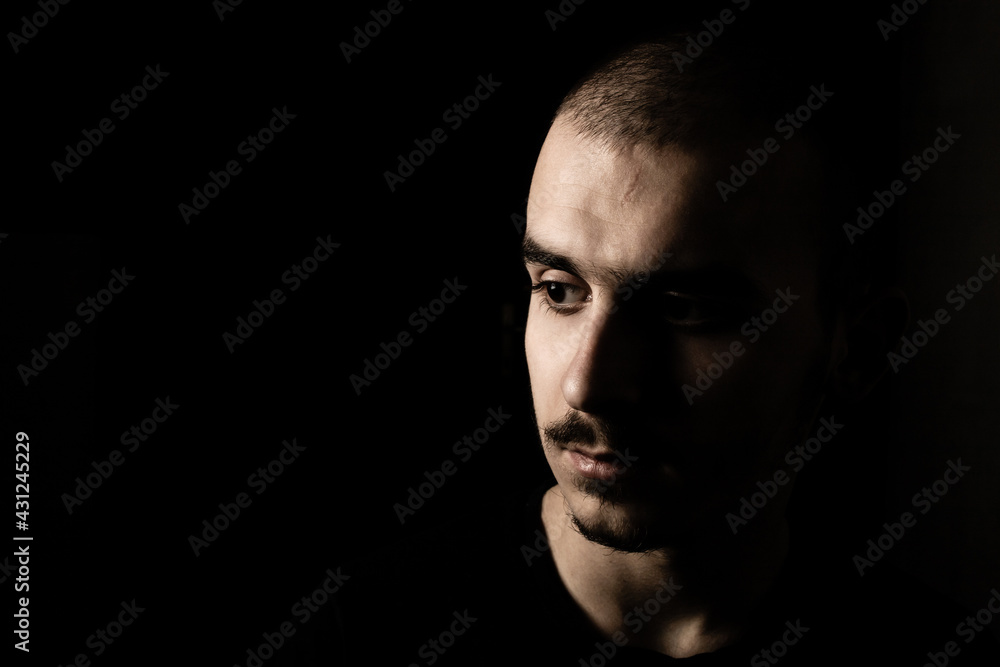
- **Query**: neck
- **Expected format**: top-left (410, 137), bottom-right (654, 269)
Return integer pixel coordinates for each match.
top-left (540, 485), bottom-right (791, 658)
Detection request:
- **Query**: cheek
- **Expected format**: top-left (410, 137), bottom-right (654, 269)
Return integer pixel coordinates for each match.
top-left (524, 319), bottom-right (569, 471)
top-left (524, 307), bottom-right (545, 377)
top-left (525, 314), bottom-right (555, 389)
top-left (525, 311), bottom-right (574, 425)
top-left (676, 312), bottom-right (829, 434)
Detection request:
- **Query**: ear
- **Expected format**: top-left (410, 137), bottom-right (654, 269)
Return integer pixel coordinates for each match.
top-left (829, 287), bottom-right (909, 403)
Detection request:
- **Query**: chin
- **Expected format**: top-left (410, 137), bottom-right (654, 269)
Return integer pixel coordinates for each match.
top-left (570, 503), bottom-right (674, 553)
top-left (562, 464), bottom-right (740, 551)
top-left (559, 478), bottom-right (690, 552)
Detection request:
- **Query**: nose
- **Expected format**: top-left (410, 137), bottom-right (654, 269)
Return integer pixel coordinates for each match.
top-left (560, 302), bottom-right (645, 414)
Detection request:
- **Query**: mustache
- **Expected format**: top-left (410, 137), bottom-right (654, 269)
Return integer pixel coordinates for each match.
top-left (543, 411), bottom-right (628, 449)
top-left (541, 411), bottom-right (681, 468)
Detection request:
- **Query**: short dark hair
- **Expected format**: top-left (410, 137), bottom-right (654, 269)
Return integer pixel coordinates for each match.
top-left (554, 37), bottom-right (779, 151)
top-left (550, 30), bottom-right (899, 319)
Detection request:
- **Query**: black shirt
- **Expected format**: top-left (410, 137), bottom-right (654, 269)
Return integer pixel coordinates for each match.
top-left (284, 483), bottom-right (1000, 666)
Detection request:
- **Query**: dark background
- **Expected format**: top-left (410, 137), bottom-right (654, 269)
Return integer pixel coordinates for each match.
top-left (3, 0), bottom-right (998, 664)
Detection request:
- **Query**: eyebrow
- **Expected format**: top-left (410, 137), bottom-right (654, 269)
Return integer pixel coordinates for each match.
top-left (521, 235), bottom-right (584, 276)
top-left (521, 234), bottom-right (765, 301)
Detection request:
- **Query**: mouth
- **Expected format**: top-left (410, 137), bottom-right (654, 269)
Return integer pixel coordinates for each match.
top-left (565, 447), bottom-right (633, 481)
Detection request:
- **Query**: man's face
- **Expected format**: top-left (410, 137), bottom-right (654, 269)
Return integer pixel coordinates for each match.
top-left (524, 117), bottom-right (838, 551)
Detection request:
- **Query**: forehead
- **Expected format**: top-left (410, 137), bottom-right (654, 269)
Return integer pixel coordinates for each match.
top-left (526, 117), bottom-right (821, 290)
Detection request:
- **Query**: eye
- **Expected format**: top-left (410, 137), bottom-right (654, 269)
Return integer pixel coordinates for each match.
top-left (662, 292), bottom-right (736, 327)
top-left (531, 280), bottom-right (589, 313)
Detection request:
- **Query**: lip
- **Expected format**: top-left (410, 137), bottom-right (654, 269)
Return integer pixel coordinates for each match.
top-left (567, 448), bottom-right (631, 481)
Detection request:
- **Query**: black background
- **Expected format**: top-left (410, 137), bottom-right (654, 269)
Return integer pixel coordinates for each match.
top-left (4, 0), bottom-right (999, 665)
